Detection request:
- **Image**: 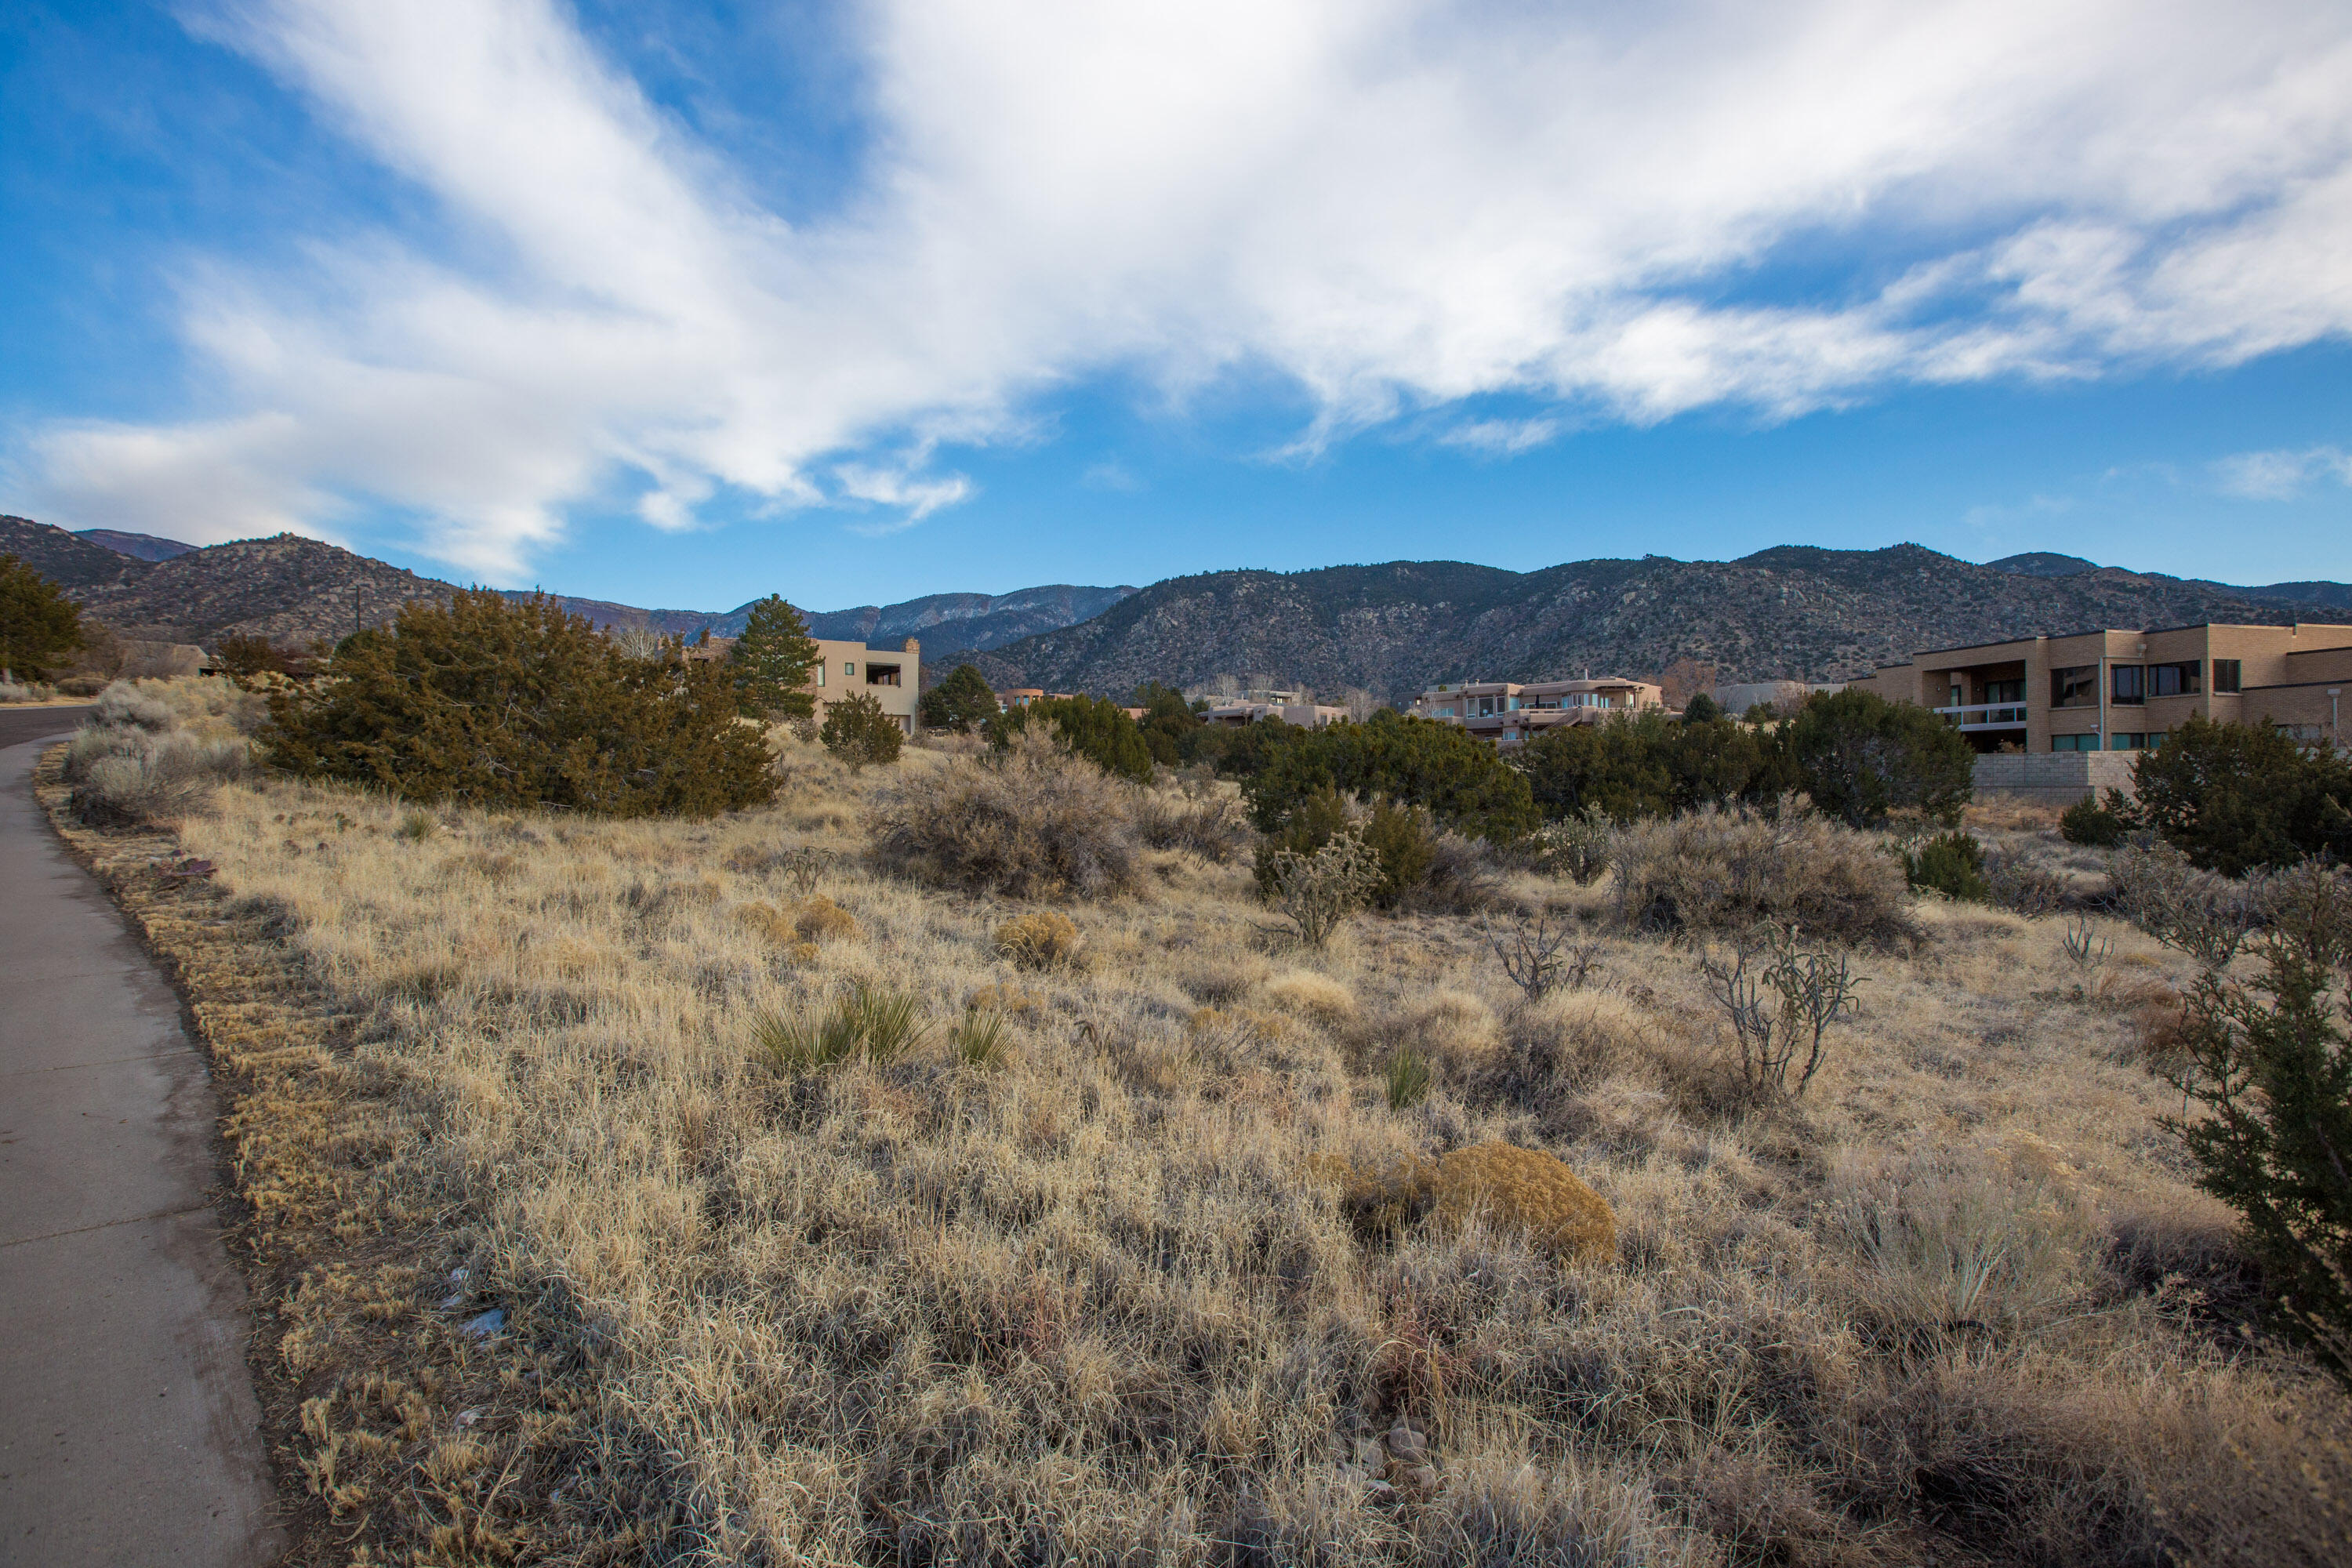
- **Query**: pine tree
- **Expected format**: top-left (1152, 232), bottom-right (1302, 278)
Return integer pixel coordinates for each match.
top-left (921, 663), bottom-right (999, 732)
top-left (728, 595), bottom-right (820, 720)
top-left (0, 554), bottom-right (86, 682)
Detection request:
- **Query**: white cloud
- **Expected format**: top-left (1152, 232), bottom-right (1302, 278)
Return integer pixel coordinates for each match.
top-left (23, 0), bottom-right (2352, 575)
top-left (2211, 445), bottom-right (2352, 499)
top-left (1439, 418), bottom-right (1563, 457)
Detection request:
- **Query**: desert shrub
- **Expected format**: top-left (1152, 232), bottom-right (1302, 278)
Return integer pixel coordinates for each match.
top-left (919, 662), bottom-right (998, 733)
top-left (1134, 789), bottom-right (1250, 862)
top-left (2111, 840), bottom-right (2260, 968)
top-left (1480, 911), bottom-right (1601, 1002)
top-left (868, 731), bottom-right (1140, 898)
top-left (1430, 1142), bottom-right (1617, 1264)
top-left (995, 910), bottom-right (1082, 969)
top-left (820, 691), bottom-right (904, 771)
top-left (62, 721), bottom-right (252, 826)
top-left (2163, 879), bottom-right (2352, 1381)
top-left (1307, 1149), bottom-right (1435, 1242)
top-left (1410, 829), bottom-right (1514, 915)
top-left (1612, 804), bottom-right (1916, 946)
top-left (1824, 1148), bottom-right (2096, 1332)
top-left (1384, 1046), bottom-right (1432, 1110)
top-left (263, 590), bottom-right (773, 815)
top-left (1261, 969), bottom-right (1356, 1023)
top-left (989, 693), bottom-right (1153, 782)
top-left (1697, 926), bottom-right (1862, 1101)
top-left (0, 552), bottom-right (85, 681)
top-left (1262, 830), bottom-right (1382, 947)
top-left (2060, 794), bottom-right (2129, 848)
top-left (1515, 710), bottom-right (1789, 821)
top-left (1784, 688), bottom-right (1974, 829)
top-left (1983, 847), bottom-right (2069, 917)
top-left (1245, 710), bottom-right (1538, 841)
top-left (213, 633), bottom-right (303, 682)
top-left (89, 682), bottom-right (178, 731)
top-left (1528, 808), bottom-right (1611, 884)
top-left (0, 677), bottom-right (55, 702)
top-left (1253, 787), bottom-right (1436, 908)
top-left (1906, 830), bottom-right (1990, 902)
top-left (2131, 714), bottom-right (2352, 874)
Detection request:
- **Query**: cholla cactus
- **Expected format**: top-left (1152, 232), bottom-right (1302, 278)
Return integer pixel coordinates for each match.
top-left (1262, 830), bottom-right (1382, 947)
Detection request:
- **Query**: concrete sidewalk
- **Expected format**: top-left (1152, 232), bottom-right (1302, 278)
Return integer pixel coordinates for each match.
top-left (0, 728), bottom-right (285, 1566)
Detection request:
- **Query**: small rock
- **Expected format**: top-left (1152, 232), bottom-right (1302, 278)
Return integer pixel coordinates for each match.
top-left (463, 1307), bottom-right (506, 1338)
top-left (456, 1406), bottom-right (486, 1428)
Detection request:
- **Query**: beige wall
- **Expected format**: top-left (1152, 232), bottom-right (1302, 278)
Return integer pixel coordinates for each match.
top-left (804, 637), bottom-right (920, 732)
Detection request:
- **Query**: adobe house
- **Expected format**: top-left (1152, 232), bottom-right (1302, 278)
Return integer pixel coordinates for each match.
top-left (688, 633), bottom-right (923, 734)
top-left (1410, 677), bottom-right (1664, 746)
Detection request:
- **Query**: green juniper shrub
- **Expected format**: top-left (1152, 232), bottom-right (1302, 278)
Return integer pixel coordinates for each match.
top-left (1243, 710), bottom-right (1537, 842)
top-left (988, 693), bottom-right (1154, 782)
top-left (2060, 793), bottom-right (2132, 848)
top-left (920, 662), bottom-right (1000, 733)
top-left (0, 554), bottom-right (85, 682)
top-left (1904, 830), bottom-right (1990, 902)
top-left (1784, 688), bottom-right (1974, 829)
top-left (1202, 713), bottom-right (1287, 777)
top-left (2164, 870), bottom-right (2352, 1383)
top-left (1680, 691), bottom-right (1721, 724)
top-left (1131, 681), bottom-right (1204, 767)
top-left (821, 691), bottom-right (905, 771)
top-left (2130, 714), bottom-right (2352, 875)
top-left (728, 594), bottom-right (822, 721)
top-left (1515, 710), bottom-right (1791, 822)
top-left (213, 633), bottom-right (301, 684)
top-left (263, 589), bottom-right (773, 815)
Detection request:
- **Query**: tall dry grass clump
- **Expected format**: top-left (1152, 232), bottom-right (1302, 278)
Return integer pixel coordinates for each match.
top-left (1612, 804), bottom-right (1916, 946)
top-left (868, 729), bottom-right (1142, 898)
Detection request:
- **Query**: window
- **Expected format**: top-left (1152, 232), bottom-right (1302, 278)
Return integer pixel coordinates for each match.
top-left (844, 661), bottom-right (855, 679)
top-left (2052, 733), bottom-right (2100, 751)
top-left (2111, 665), bottom-right (2145, 705)
top-left (2052, 666), bottom-right (2098, 707)
top-left (2214, 659), bottom-right (2241, 693)
top-left (2151, 661), bottom-right (2200, 697)
top-left (1986, 679), bottom-right (2024, 703)
top-left (2108, 731), bottom-right (2155, 750)
top-left (813, 662), bottom-right (825, 688)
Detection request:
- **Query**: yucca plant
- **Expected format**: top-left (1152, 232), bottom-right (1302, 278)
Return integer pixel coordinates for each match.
top-left (1385, 1046), bottom-right (1432, 1111)
top-left (952, 1006), bottom-right (1009, 1071)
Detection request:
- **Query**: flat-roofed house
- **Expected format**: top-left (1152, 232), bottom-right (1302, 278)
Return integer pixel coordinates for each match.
top-left (688, 633), bottom-right (924, 734)
top-left (1853, 621), bottom-right (2352, 801)
top-left (1411, 677), bottom-right (1664, 746)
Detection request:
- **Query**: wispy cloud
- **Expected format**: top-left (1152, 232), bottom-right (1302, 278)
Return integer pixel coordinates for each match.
top-left (2210, 444), bottom-right (2352, 499)
top-left (24, 0), bottom-right (2352, 575)
top-left (1439, 418), bottom-right (1563, 457)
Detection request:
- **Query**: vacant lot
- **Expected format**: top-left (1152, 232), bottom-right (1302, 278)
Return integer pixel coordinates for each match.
top-left (42, 719), bottom-right (2352, 1566)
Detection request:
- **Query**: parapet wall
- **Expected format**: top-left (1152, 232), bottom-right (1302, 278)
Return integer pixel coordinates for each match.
top-left (1971, 750), bottom-right (2137, 806)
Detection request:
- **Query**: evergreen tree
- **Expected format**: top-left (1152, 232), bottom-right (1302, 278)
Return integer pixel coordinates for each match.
top-left (2132, 715), bottom-right (2352, 874)
top-left (728, 595), bottom-right (821, 720)
top-left (1783, 688), bottom-right (1974, 829)
top-left (921, 663), bottom-right (1000, 732)
top-left (0, 554), bottom-right (85, 682)
top-left (822, 691), bottom-right (905, 771)
top-left (1132, 681), bottom-right (1203, 767)
top-left (1243, 710), bottom-right (1537, 841)
top-left (262, 590), bottom-right (773, 815)
top-left (989, 694), bottom-right (1154, 782)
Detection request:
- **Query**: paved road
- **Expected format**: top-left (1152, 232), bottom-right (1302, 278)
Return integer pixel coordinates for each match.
top-left (0, 720), bottom-right (285, 1566)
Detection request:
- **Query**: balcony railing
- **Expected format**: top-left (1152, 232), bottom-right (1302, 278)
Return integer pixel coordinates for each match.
top-left (1936, 703), bottom-right (2028, 728)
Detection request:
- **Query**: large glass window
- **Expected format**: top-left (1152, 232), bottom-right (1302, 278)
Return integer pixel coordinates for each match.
top-left (2111, 665), bottom-right (2145, 705)
top-left (2214, 659), bottom-right (2241, 693)
top-left (2053, 733), bottom-right (2099, 751)
top-left (2151, 661), bottom-right (2201, 697)
top-left (2109, 731), bottom-right (2150, 750)
top-left (2052, 666), bottom-right (2099, 707)
top-left (1986, 679), bottom-right (2024, 703)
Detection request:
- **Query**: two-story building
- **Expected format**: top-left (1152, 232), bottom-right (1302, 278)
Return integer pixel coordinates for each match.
top-left (1411, 677), bottom-right (1665, 746)
top-left (688, 633), bottom-right (924, 734)
top-left (1856, 622), bottom-right (2352, 754)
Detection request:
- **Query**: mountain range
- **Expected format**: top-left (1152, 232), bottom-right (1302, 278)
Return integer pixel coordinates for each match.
top-left (6, 512), bottom-right (2345, 701)
top-left (1, 515), bottom-right (1131, 655)
top-left (966, 546), bottom-right (2352, 702)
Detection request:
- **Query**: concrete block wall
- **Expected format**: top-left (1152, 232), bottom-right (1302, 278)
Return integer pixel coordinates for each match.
top-left (1971, 750), bottom-right (2136, 806)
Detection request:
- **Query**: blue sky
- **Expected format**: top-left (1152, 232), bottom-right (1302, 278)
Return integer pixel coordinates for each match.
top-left (5, 0), bottom-right (2349, 613)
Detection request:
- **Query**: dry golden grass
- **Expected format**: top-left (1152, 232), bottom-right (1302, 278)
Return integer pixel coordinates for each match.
top-left (40, 703), bottom-right (2352, 1566)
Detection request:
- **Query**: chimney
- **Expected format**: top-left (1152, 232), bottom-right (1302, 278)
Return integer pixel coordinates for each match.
top-left (902, 637), bottom-right (920, 655)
